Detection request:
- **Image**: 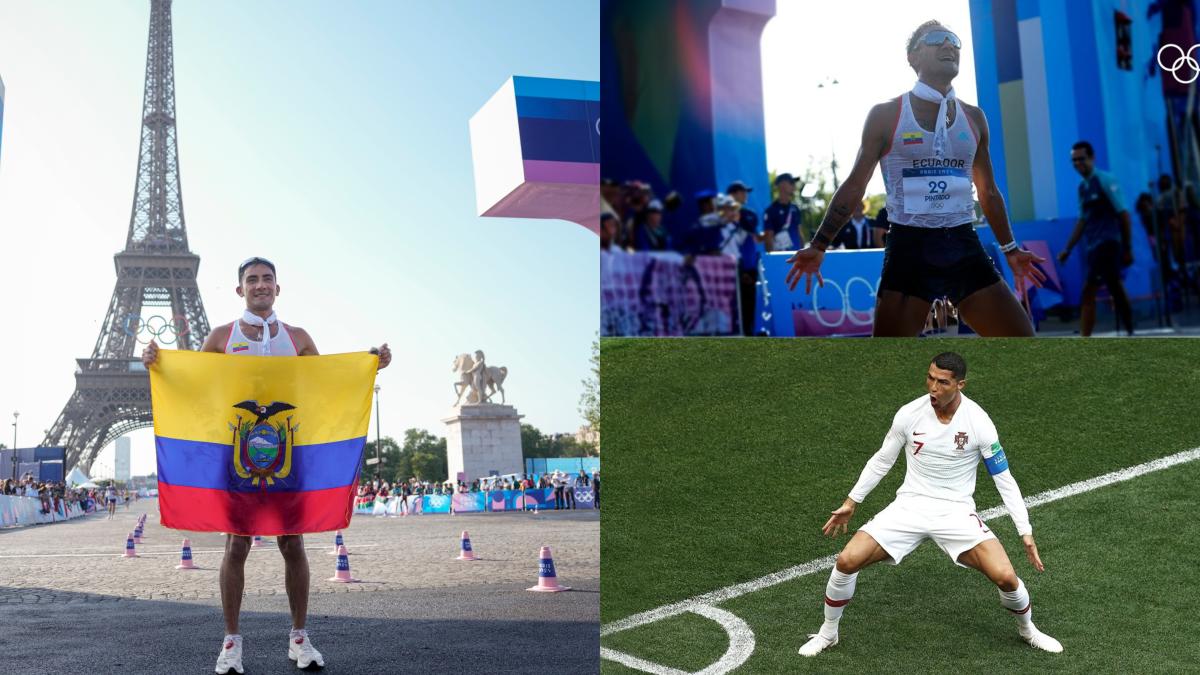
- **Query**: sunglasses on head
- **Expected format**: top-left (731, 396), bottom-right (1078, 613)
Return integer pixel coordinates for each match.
top-left (917, 29), bottom-right (962, 50)
top-left (238, 256), bottom-right (275, 277)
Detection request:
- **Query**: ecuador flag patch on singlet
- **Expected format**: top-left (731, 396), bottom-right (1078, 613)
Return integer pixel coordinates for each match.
top-left (230, 342), bottom-right (249, 353)
top-left (902, 131), bottom-right (924, 145)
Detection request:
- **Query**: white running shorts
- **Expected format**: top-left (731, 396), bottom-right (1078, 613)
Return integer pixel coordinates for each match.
top-left (859, 496), bottom-right (996, 567)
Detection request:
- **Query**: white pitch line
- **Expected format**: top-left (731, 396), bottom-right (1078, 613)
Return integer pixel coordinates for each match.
top-left (601, 446), bottom-right (1200, 673)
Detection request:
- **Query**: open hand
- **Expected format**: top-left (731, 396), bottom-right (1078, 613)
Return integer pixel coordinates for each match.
top-left (1021, 534), bottom-right (1045, 572)
top-left (1006, 248), bottom-right (1047, 291)
top-left (822, 502), bottom-right (855, 537)
top-left (785, 247), bottom-right (826, 293)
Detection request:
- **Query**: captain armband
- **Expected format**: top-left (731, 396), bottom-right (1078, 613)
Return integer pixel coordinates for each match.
top-left (984, 441), bottom-right (1009, 475)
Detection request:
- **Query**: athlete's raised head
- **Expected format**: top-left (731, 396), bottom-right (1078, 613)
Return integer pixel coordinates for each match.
top-left (236, 256), bottom-right (279, 314)
top-left (906, 20), bottom-right (961, 82)
top-left (927, 351), bottom-right (967, 412)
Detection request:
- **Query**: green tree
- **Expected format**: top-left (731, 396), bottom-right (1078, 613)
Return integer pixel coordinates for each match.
top-left (520, 424), bottom-right (599, 459)
top-left (360, 436), bottom-right (402, 480)
top-left (578, 334), bottom-right (600, 444)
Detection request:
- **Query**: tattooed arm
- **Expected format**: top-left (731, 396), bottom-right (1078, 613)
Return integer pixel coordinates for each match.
top-left (786, 100), bottom-right (895, 291)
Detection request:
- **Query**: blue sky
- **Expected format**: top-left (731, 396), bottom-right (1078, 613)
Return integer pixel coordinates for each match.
top-left (763, 0), bottom-right (974, 195)
top-left (0, 0), bottom-right (598, 476)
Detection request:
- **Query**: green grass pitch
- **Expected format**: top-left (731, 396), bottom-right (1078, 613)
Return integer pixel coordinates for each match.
top-left (600, 338), bottom-right (1200, 673)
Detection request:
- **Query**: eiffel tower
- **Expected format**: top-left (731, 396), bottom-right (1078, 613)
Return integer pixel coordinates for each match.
top-left (45, 0), bottom-right (210, 473)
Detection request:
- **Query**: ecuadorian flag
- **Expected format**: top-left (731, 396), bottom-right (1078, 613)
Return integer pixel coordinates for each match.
top-left (150, 350), bottom-right (377, 536)
top-left (902, 131), bottom-right (924, 145)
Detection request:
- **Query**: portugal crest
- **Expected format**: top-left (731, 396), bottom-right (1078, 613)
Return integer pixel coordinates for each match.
top-left (229, 400), bottom-right (299, 491)
top-left (954, 431), bottom-right (969, 451)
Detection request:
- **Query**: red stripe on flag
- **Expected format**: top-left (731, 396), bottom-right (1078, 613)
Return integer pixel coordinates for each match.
top-left (158, 483), bottom-right (356, 536)
top-left (825, 596), bottom-right (851, 608)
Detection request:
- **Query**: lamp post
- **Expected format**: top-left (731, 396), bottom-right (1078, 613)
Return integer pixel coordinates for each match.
top-left (816, 77), bottom-right (841, 189)
top-left (10, 411), bottom-right (18, 480)
top-left (373, 385), bottom-right (382, 476)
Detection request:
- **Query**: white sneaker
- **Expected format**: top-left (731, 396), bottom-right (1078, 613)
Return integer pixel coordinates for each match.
top-left (1020, 626), bottom-right (1063, 653)
top-left (798, 632), bottom-right (838, 657)
top-left (215, 637), bottom-right (244, 674)
top-left (288, 631), bottom-right (325, 669)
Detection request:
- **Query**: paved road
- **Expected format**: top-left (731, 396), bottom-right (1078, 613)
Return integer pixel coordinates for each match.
top-left (0, 499), bottom-right (599, 673)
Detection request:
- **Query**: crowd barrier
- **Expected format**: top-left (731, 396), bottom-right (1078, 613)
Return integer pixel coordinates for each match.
top-left (601, 250), bottom-right (740, 336)
top-left (354, 487), bottom-right (597, 516)
top-left (759, 218), bottom-right (1159, 336)
top-left (0, 494), bottom-right (90, 528)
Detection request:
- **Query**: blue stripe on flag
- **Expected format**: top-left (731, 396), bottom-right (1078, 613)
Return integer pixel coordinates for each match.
top-left (156, 436), bottom-right (365, 492)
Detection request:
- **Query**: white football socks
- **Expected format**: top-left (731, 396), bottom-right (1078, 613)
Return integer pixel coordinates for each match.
top-left (998, 578), bottom-right (1033, 632)
top-left (818, 568), bottom-right (858, 639)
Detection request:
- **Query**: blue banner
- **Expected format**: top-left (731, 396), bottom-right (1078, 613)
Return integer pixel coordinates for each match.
top-left (761, 219), bottom-right (1159, 336)
top-left (761, 250), bottom-right (883, 337)
top-left (421, 494), bottom-right (452, 514)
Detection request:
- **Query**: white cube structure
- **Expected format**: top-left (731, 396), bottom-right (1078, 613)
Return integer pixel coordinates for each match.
top-left (469, 76), bottom-right (600, 234)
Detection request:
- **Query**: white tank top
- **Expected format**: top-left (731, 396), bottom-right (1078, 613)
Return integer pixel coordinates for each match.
top-left (224, 319), bottom-right (298, 356)
top-left (882, 93), bottom-right (979, 228)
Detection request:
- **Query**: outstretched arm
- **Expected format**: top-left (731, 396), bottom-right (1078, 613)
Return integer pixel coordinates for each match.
top-left (968, 105), bottom-right (1047, 289)
top-left (983, 442), bottom-right (1043, 571)
top-left (824, 416), bottom-right (905, 537)
top-left (786, 101), bottom-right (892, 293)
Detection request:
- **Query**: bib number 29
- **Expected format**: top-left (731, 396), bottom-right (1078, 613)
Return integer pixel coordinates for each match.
top-left (927, 180), bottom-right (949, 194)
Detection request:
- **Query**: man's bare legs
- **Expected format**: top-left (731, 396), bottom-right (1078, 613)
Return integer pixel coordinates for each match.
top-left (277, 534), bottom-right (309, 630)
top-left (799, 531), bottom-right (892, 656)
top-left (220, 535), bottom-right (252, 634)
top-left (219, 534), bottom-right (309, 633)
top-left (872, 290), bottom-right (932, 337)
top-left (957, 537), bottom-right (1018, 591)
top-left (956, 281), bottom-right (1036, 336)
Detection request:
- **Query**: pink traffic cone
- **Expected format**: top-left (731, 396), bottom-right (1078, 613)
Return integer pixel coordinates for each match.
top-left (455, 531), bottom-right (478, 561)
top-left (329, 530), bottom-right (344, 555)
top-left (252, 535), bottom-right (264, 548)
top-left (527, 546), bottom-right (569, 592)
top-left (328, 545), bottom-right (358, 582)
top-left (175, 538), bottom-right (198, 569)
top-left (133, 528), bottom-right (143, 545)
top-left (122, 533), bottom-right (138, 558)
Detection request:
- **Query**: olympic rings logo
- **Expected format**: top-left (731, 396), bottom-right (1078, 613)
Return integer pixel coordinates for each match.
top-left (809, 276), bottom-right (880, 329)
top-left (1158, 43), bottom-right (1200, 84)
top-left (122, 314), bottom-right (191, 345)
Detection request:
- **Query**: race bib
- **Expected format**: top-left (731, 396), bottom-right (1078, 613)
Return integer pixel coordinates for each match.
top-left (901, 167), bottom-right (973, 214)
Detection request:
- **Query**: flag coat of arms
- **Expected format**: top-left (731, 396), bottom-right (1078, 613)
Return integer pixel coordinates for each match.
top-left (150, 350), bottom-right (376, 536)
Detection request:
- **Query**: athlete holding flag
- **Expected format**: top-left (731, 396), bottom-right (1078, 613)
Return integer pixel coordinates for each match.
top-left (786, 21), bottom-right (1046, 336)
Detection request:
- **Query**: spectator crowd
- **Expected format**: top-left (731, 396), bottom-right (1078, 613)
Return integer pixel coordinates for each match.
top-left (602, 175), bottom-right (887, 335)
top-left (357, 470), bottom-right (599, 511)
top-left (1, 473), bottom-right (100, 520)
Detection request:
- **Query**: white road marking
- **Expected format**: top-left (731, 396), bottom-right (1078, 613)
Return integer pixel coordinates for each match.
top-left (602, 446), bottom-right (1200, 673)
top-left (0, 543), bottom-right (381, 559)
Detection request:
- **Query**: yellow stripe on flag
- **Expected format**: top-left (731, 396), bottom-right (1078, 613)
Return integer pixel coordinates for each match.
top-left (150, 350), bottom-right (377, 445)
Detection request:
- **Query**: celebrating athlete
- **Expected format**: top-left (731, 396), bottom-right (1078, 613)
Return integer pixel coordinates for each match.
top-left (797, 352), bottom-right (1062, 658)
top-left (143, 256), bottom-right (392, 674)
top-left (785, 21), bottom-right (1046, 336)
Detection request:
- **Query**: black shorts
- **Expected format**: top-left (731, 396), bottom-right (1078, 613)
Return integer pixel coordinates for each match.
top-left (878, 223), bottom-right (1002, 304)
top-left (1084, 240), bottom-right (1122, 286)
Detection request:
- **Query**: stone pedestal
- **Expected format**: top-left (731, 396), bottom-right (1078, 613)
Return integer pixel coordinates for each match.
top-left (442, 404), bottom-right (524, 483)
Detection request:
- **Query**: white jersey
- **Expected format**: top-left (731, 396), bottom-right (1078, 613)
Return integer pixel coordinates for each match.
top-left (849, 393), bottom-right (1032, 535)
top-left (882, 93), bottom-right (979, 228)
top-left (224, 319), bottom-right (298, 356)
